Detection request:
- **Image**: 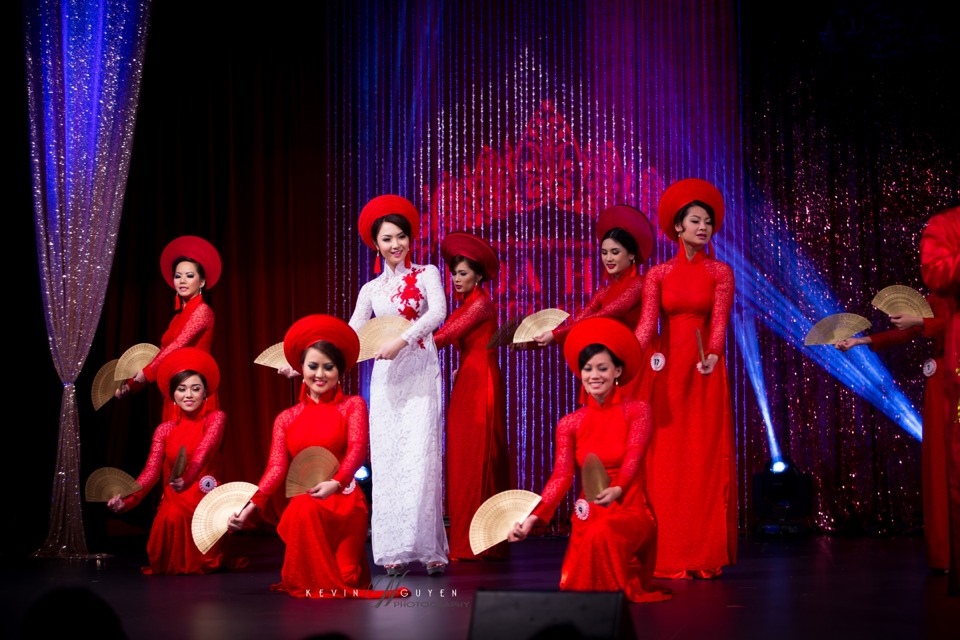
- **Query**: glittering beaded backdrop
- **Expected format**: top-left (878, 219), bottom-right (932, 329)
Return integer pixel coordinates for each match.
top-left (345, 0), bottom-right (748, 533)
top-left (43, 1), bottom-right (955, 548)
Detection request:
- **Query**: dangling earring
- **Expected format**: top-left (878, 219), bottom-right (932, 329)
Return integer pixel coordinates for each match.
top-left (174, 294), bottom-right (182, 311)
top-left (374, 253), bottom-right (382, 274)
top-left (404, 252), bottom-right (412, 268)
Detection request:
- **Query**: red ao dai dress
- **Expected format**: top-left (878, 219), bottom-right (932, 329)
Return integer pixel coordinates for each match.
top-left (635, 249), bottom-right (738, 578)
top-left (434, 286), bottom-right (510, 560)
top-left (249, 388), bottom-right (373, 598)
top-left (552, 266), bottom-right (648, 400)
top-left (120, 408), bottom-right (226, 574)
top-left (130, 296), bottom-right (217, 423)
top-left (866, 296), bottom-right (950, 570)
top-left (918, 206), bottom-right (960, 592)
top-left (531, 388), bottom-right (671, 602)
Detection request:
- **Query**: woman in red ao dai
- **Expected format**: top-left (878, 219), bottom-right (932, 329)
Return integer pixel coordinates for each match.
top-left (434, 232), bottom-right (510, 561)
top-left (108, 347), bottom-right (226, 575)
top-left (634, 178), bottom-right (737, 579)
top-left (533, 204), bottom-right (657, 401)
top-left (228, 315), bottom-right (393, 598)
top-left (510, 318), bottom-right (671, 602)
top-left (115, 235), bottom-right (222, 423)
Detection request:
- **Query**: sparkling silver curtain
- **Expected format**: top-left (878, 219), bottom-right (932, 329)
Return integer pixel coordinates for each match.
top-left (23, 0), bottom-right (151, 557)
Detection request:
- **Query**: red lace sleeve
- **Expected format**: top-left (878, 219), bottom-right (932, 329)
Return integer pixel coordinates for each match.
top-left (594, 275), bottom-right (643, 319)
top-left (923, 316), bottom-right (947, 339)
top-left (610, 400), bottom-right (653, 492)
top-left (143, 303), bottom-right (214, 382)
top-left (868, 327), bottom-right (924, 351)
top-left (920, 208), bottom-right (960, 296)
top-left (123, 377), bottom-right (149, 394)
top-left (706, 260), bottom-right (734, 355)
top-left (333, 396), bottom-right (370, 488)
top-left (251, 405), bottom-right (302, 510)
top-left (635, 264), bottom-right (666, 351)
top-left (558, 275), bottom-right (644, 343)
top-left (552, 287), bottom-right (605, 343)
top-left (179, 411), bottom-right (226, 487)
top-left (122, 422), bottom-right (174, 510)
top-left (434, 292), bottom-right (495, 350)
top-left (871, 292), bottom-right (945, 348)
top-left (599, 276), bottom-right (643, 319)
top-left (532, 413), bottom-right (580, 524)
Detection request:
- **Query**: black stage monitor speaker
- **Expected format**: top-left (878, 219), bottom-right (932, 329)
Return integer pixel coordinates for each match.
top-left (468, 590), bottom-right (636, 640)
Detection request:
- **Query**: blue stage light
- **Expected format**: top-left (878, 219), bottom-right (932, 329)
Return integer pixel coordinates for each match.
top-left (771, 460), bottom-right (787, 474)
top-left (734, 304), bottom-right (785, 468)
top-left (717, 215), bottom-right (923, 441)
top-left (354, 465), bottom-right (370, 482)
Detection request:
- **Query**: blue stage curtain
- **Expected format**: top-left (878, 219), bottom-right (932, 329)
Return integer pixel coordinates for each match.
top-left (24, 0), bottom-right (151, 557)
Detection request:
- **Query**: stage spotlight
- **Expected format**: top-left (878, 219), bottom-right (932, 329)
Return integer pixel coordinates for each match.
top-left (734, 307), bottom-right (784, 475)
top-left (752, 457), bottom-right (813, 537)
top-left (355, 464), bottom-right (373, 507)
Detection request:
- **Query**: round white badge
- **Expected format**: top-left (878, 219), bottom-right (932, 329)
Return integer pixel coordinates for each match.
top-left (199, 475), bottom-right (218, 494)
top-left (574, 499), bottom-right (590, 521)
top-left (922, 358), bottom-right (937, 378)
top-left (650, 353), bottom-right (665, 371)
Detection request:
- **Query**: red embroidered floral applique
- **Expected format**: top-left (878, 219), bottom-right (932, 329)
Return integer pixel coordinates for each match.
top-left (391, 269), bottom-right (427, 349)
top-left (392, 269), bottom-right (424, 320)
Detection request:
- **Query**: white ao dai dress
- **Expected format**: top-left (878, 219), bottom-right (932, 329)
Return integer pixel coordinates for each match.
top-left (349, 262), bottom-right (449, 567)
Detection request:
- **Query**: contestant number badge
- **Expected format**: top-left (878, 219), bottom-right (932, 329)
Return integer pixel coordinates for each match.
top-left (650, 353), bottom-right (665, 371)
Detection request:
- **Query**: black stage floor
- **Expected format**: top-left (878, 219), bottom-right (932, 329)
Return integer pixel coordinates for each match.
top-left (2, 533), bottom-right (956, 639)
